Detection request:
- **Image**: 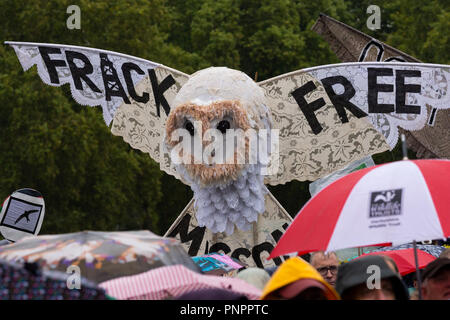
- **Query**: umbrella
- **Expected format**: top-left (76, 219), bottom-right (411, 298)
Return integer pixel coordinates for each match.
top-left (0, 258), bottom-right (106, 300)
top-left (369, 243), bottom-right (446, 258)
top-left (192, 253), bottom-right (246, 275)
top-left (355, 248), bottom-right (436, 276)
top-left (337, 243), bottom-right (446, 263)
top-left (0, 230), bottom-right (200, 283)
top-left (99, 264), bottom-right (262, 300)
top-left (269, 159), bottom-right (450, 258)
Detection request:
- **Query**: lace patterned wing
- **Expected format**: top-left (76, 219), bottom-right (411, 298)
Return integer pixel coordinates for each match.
top-left (312, 14), bottom-right (450, 159)
top-left (258, 62), bottom-right (450, 185)
top-left (6, 41), bottom-right (189, 179)
top-left (110, 66), bottom-right (188, 181)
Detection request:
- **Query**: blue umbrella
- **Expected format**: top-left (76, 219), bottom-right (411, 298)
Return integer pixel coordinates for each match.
top-left (191, 252), bottom-right (245, 275)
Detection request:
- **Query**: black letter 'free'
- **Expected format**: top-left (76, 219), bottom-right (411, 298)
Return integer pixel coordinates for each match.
top-left (291, 81), bottom-right (326, 135)
top-left (368, 68), bottom-right (394, 113)
top-left (396, 69), bottom-right (421, 114)
top-left (321, 75), bottom-right (367, 123)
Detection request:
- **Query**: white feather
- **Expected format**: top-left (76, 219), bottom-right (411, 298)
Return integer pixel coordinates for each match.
top-left (190, 165), bottom-right (266, 235)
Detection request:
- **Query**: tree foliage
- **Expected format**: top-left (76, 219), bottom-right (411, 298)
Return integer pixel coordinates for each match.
top-left (0, 0), bottom-right (447, 236)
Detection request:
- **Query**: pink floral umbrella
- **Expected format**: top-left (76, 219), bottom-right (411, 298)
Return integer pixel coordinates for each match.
top-left (99, 264), bottom-right (262, 300)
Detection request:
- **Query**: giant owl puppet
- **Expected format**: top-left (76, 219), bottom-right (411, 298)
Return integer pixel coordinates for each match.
top-left (5, 39), bottom-right (450, 237)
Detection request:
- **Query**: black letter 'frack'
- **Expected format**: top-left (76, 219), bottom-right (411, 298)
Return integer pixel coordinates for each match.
top-left (122, 62), bottom-right (149, 104)
top-left (38, 46), bottom-right (67, 84)
top-left (65, 50), bottom-right (101, 93)
top-left (291, 80), bottom-right (326, 135)
top-left (321, 75), bottom-right (367, 123)
top-left (148, 69), bottom-right (176, 117)
top-left (100, 53), bottom-right (130, 104)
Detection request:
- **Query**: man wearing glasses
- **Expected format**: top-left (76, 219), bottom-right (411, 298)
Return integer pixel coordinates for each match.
top-left (310, 251), bottom-right (339, 287)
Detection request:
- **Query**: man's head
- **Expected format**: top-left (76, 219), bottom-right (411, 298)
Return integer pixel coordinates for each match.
top-left (421, 258), bottom-right (450, 300)
top-left (310, 251), bottom-right (339, 287)
top-left (340, 278), bottom-right (396, 300)
top-left (336, 255), bottom-right (409, 300)
top-left (439, 248), bottom-right (450, 259)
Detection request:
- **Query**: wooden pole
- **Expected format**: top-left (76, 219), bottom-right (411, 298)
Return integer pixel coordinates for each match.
top-left (413, 240), bottom-right (423, 300)
top-left (402, 134), bottom-right (424, 299)
top-left (401, 134), bottom-right (408, 160)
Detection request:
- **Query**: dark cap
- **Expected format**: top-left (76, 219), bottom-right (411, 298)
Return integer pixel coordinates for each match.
top-left (336, 255), bottom-right (409, 300)
top-left (422, 258), bottom-right (450, 281)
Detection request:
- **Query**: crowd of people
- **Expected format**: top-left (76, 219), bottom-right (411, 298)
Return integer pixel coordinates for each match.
top-left (178, 247), bottom-right (450, 300)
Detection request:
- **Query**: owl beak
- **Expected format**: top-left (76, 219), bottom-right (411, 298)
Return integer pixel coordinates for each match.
top-left (206, 150), bottom-right (216, 167)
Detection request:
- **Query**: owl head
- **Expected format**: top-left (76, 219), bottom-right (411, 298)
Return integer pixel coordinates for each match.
top-left (165, 67), bottom-right (273, 187)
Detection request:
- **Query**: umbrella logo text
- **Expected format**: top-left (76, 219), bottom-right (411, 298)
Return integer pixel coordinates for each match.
top-left (369, 189), bottom-right (403, 218)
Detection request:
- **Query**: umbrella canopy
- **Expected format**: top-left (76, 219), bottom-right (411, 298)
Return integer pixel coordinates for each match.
top-left (370, 243), bottom-right (446, 258)
top-left (99, 264), bottom-right (262, 300)
top-left (192, 253), bottom-right (245, 275)
top-left (270, 159), bottom-right (450, 258)
top-left (0, 258), bottom-right (106, 300)
top-left (0, 230), bottom-right (200, 283)
top-left (355, 248), bottom-right (436, 276)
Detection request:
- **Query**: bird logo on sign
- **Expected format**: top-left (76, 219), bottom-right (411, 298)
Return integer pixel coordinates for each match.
top-left (14, 209), bottom-right (39, 224)
top-left (373, 190), bottom-right (396, 203)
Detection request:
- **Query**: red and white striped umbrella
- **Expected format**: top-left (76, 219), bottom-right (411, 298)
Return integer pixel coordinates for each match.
top-left (356, 248), bottom-right (436, 276)
top-left (270, 159), bottom-right (450, 258)
top-left (99, 264), bottom-right (262, 300)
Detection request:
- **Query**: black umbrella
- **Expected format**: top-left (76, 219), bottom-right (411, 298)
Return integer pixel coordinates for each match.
top-left (0, 258), bottom-right (106, 300)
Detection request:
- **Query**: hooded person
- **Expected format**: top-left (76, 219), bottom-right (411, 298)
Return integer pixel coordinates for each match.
top-left (336, 255), bottom-right (409, 300)
top-left (260, 257), bottom-right (340, 300)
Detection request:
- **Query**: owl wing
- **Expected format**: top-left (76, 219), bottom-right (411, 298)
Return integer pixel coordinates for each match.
top-left (258, 61), bottom-right (450, 185)
top-left (312, 13), bottom-right (450, 159)
top-left (6, 41), bottom-right (188, 180)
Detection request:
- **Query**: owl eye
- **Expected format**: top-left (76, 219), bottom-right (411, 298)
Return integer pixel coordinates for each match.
top-left (184, 120), bottom-right (195, 136)
top-left (217, 120), bottom-right (230, 134)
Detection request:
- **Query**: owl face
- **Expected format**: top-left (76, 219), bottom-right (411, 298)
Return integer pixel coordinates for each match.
top-left (166, 99), bottom-right (250, 186)
top-left (164, 67), bottom-right (272, 187)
